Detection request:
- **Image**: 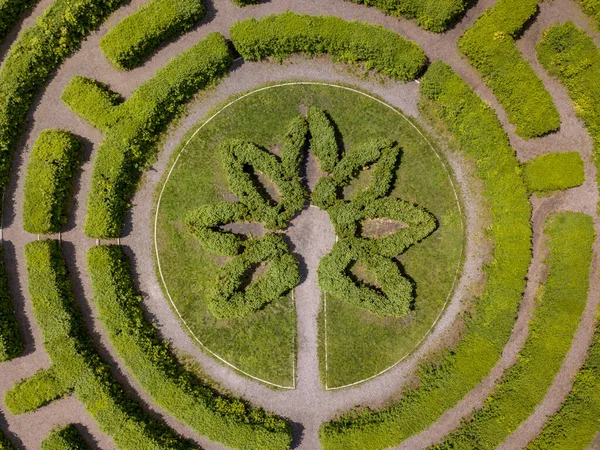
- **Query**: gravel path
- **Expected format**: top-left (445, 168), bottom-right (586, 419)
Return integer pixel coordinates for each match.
top-left (1, 0), bottom-right (600, 449)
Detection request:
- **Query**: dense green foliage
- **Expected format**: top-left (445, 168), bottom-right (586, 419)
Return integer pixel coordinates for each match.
top-left (0, 430), bottom-right (13, 450)
top-left (0, 0), bottom-right (127, 189)
top-left (6, 240), bottom-right (194, 450)
top-left (230, 12), bottom-right (427, 82)
top-left (346, 0), bottom-right (470, 32)
top-left (42, 425), bottom-right (89, 450)
top-left (0, 247), bottom-right (22, 362)
top-left (23, 130), bottom-right (80, 234)
top-left (87, 245), bottom-right (292, 449)
top-left (459, 0), bottom-right (560, 138)
top-left (319, 61), bottom-right (531, 448)
top-left (580, 0), bottom-right (600, 26)
top-left (231, 0), bottom-right (261, 5)
top-left (523, 152), bottom-right (585, 193)
top-left (62, 32), bottom-right (232, 238)
top-left (100, 0), bottom-right (205, 70)
top-left (435, 212), bottom-right (594, 449)
top-left (0, 0), bottom-right (37, 42)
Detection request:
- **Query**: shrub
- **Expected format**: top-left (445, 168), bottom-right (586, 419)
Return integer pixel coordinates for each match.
top-left (307, 108), bottom-right (339, 173)
top-left (87, 245), bottom-right (292, 449)
top-left (6, 240), bottom-right (194, 450)
top-left (0, 0), bottom-right (37, 42)
top-left (579, 0), bottom-right (600, 26)
top-left (0, 246), bottom-right (22, 362)
top-left (42, 425), bottom-right (88, 450)
top-left (230, 12), bottom-right (427, 82)
top-left (319, 61), bottom-right (532, 449)
top-left (23, 130), bottom-right (81, 234)
top-left (61, 32), bottom-right (233, 238)
top-left (231, 0), bottom-right (261, 5)
top-left (523, 151), bottom-right (585, 193)
top-left (0, 0), bottom-right (127, 189)
top-left (435, 212), bottom-right (594, 449)
top-left (100, 0), bottom-right (205, 70)
top-left (459, 0), bottom-right (560, 138)
top-left (0, 431), bottom-right (13, 450)
top-left (345, 0), bottom-right (471, 33)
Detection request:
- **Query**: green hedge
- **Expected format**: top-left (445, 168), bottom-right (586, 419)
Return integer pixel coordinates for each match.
top-left (231, 0), bottom-right (261, 5)
top-left (459, 0), bottom-right (560, 139)
top-left (5, 240), bottom-right (194, 450)
top-left (42, 425), bottom-right (89, 450)
top-left (0, 0), bottom-right (37, 42)
top-left (230, 12), bottom-right (427, 82)
top-left (87, 245), bottom-right (292, 449)
top-left (100, 0), bottom-right (205, 70)
top-left (435, 212), bottom-right (594, 449)
top-left (579, 0), bottom-right (600, 26)
top-left (23, 130), bottom-right (81, 234)
top-left (537, 22), bottom-right (600, 207)
top-left (0, 430), bottom-right (13, 450)
top-left (319, 61), bottom-right (532, 449)
top-left (0, 246), bottom-right (22, 362)
top-left (0, 0), bottom-right (127, 189)
top-left (61, 32), bottom-right (232, 238)
top-left (523, 152), bottom-right (585, 193)
top-left (345, 0), bottom-right (470, 33)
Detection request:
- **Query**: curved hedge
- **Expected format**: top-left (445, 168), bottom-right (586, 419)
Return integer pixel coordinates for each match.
top-left (434, 212), bottom-right (594, 449)
top-left (230, 12), bottom-right (427, 82)
top-left (0, 246), bottom-right (22, 362)
top-left (42, 425), bottom-right (89, 450)
top-left (23, 130), bottom-right (80, 234)
top-left (0, 0), bottom-right (37, 42)
top-left (319, 61), bottom-right (532, 449)
top-left (0, 0), bottom-right (127, 189)
top-left (523, 152), bottom-right (585, 194)
top-left (87, 245), bottom-right (292, 449)
top-left (459, 0), bottom-right (560, 139)
top-left (6, 240), bottom-right (194, 450)
top-left (579, 0), bottom-right (600, 26)
top-left (61, 32), bottom-right (232, 238)
top-left (100, 0), bottom-right (205, 70)
top-left (345, 0), bottom-right (470, 33)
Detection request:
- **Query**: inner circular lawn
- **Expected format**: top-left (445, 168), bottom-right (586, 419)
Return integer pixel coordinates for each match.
top-left (155, 82), bottom-right (464, 389)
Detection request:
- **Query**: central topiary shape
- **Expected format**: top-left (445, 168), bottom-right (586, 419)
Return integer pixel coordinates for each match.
top-left (186, 108), bottom-right (436, 319)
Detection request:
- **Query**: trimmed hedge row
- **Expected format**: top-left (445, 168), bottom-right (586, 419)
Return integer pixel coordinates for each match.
top-left (42, 425), bottom-right (89, 450)
top-left (87, 245), bottom-right (292, 449)
top-left (232, 0), bottom-right (261, 5)
top-left (435, 212), bottom-right (594, 449)
top-left (346, 0), bottom-right (470, 33)
top-left (6, 240), bottom-right (194, 450)
top-left (100, 0), bottom-right (205, 70)
top-left (61, 32), bottom-right (233, 238)
top-left (0, 0), bottom-right (37, 42)
top-left (580, 0), bottom-right (600, 26)
top-left (23, 130), bottom-right (81, 234)
top-left (0, 246), bottom-right (22, 362)
top-left (459, 0), bottom-right (560, 139)
top-left (537, 22), bottom-right (600, 206)
top-left (0, 0), bottom-right (127, 189)
top-left (319, 61), bottom-right (532, 449)
top-left (522, 151), bottom-right (585, 193)
top-left (230, 12), bottom-right (427, 82)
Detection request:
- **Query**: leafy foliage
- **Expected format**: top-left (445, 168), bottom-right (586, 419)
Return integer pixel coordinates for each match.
top-left (579, 0), bottom-right (600, 26)
top-left (0, 0), bottom-right (37, 42)
top-left (0, 247), bottom-right (21, 362)
top-left (523, 152), bottom-right (585, 193)
top-left (319, 61), bottom-right (531, 449)
top-left (6, 240), bottom-right (194, 450)
top-left (0, 430), bottom-right (13, 450)
top-left (434, 212), bottom-right (594, 449)
top-left (230, 12), bottom-right (427, 82)
top-left (100, 0), bottom-right (205, 70)
top-left (87, 245), bottom-right (292, 449)
top-left (23, 130), bottom-right (81, 234)
top-left (231, 0), bottom-right (261, 5)
top-left (61, 32), bottom-right (233, 238)
top-left (459, 0), bottom-right (560, 138)
top-left (42, 425), bottom-right (89, 450)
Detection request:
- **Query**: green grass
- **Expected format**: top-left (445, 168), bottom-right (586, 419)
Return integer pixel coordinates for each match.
top-left (155, 83), bottom-right (463, 388)
top-left (42, 425), bottom-right (89, 450)
top-left (434, 212), bottom-right (594, 449)
top-left (523, 152), bottom-right (585, 194)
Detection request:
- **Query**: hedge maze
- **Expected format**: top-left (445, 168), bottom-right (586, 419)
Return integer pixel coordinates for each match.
top-left (1, 0), bottom-right (600, 449)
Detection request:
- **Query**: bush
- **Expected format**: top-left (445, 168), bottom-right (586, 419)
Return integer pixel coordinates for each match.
top-left (61, 32), bottom-right (232, 238)
top-left (0, 431), bottom-right (13, 450)
top-left (345, 0), bottom-right (471, 33)
top-left (0, 0), bottom-right (37, 42)
top-left (435, 212), bottom-right (594, 449)
top-left (231, 0), bottom-right (261, 5)
top-left (230, 12), bottom-right (427, 82)
top-left (87, 245), bottom-right (292, 449)
top-left (580, 0), bottom-right (600, 26)
top-left (0, 246), bottom-right (22, 362)
top-left (6, 240), bottom-right (195, 450)
top-left (307, 108), bottom-right (339, 173)
top-left (23, 130), bottom-right (81, 234)
top-left (42, 425), bottom-right (88, 450)
top-left (319, 61), bottom-right (532, 449)
top-left (100, 0), bottom-right (205, 70)
top-left (523, 151), bottom-right (585, 193)
top-left (458, 0), bottom-right (560, 138)
top-left (0, 0), bottom-right (127, 189)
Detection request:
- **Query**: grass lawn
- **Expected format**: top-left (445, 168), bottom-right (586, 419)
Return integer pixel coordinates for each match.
top-left (155, 83), bottom-right (464, 388)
